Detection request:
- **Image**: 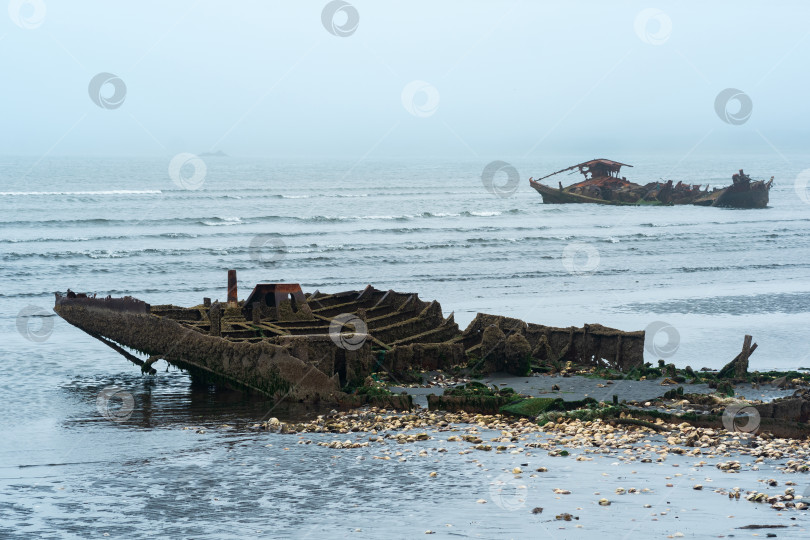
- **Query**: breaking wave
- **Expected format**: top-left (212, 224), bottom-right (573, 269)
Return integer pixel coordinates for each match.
top-left (0, 190), bottom-right (162, 196)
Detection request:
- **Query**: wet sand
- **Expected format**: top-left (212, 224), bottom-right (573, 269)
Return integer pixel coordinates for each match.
top-left (4, 371), bottom-right (809, 539)
top-left (242, 410), bottom-right (810, 538)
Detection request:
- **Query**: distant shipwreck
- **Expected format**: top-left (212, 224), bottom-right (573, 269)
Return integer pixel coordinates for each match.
top-left (54, 271), bottom-right (644, 404)
top-left (529, 159), bottom-right (772, 208)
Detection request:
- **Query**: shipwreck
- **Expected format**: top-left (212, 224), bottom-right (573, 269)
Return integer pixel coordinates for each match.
top-left (53, 271), bottom-right (645, 404)
top-left (529, 159), bottom-right (772, 208)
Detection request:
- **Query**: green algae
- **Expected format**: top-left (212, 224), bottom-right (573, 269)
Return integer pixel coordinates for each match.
top-left (502, 396), bottom-right (599, 419)
top-left (444, 381), bottom-right (514, 397)
top-left (536, 404), bottom-right (624, 426)
top-left (499, 397), bottom-right (556, 417)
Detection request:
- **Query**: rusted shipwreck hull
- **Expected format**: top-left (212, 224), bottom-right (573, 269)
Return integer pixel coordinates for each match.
top-left (529, 159), bottom-right (772, 208)
top-left (54, 274), bottom-right (645, 404)
top-left (529, 159), bottom-right (669, 206)
top-left (692, 172), bottom-right (773, 208)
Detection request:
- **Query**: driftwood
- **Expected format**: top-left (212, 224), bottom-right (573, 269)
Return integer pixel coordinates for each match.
top-left (719, 335), bottom-right (757, 379)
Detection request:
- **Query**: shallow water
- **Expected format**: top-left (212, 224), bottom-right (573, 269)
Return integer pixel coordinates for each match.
top-left (4, 155), bottom-right (810, 368)
top-left (4, 404), bottom-right (810, 539)
top-left (3, 155), bottom-right (810, 537)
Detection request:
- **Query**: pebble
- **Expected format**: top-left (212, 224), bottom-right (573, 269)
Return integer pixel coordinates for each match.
top-left (251, 405), bottom-right (810, 516)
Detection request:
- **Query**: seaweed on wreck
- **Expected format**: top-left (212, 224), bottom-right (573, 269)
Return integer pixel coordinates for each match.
top-left (503, 396), bottom-right (600, 419)
top-left (536, 404), bottom-right (626, 426)
top-left (716, 381), bottom-right (735, 397)
top-left (536, 404), bottom-right (679, 432)
top-left (443, 381), bottom-right (514, 397)
top-left (348, 385), bottom-right (395, 398)
top-left (499, 397), bottom-right (557, 418)
top-left (592, 357), bottom-right (810, 386)
top-left (427, 383), bottom-right (518, 414)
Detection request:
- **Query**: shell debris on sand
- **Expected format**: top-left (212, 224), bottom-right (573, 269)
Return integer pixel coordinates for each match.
top-left (252, 405), bottom-right (810, 514)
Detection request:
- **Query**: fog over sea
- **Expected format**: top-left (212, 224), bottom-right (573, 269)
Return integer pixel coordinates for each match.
top-left (2, 154), bottom-right (810, 537)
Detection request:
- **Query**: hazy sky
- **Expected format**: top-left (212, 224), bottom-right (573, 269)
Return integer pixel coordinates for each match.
top-left (2, 1), bottom-right (808, 159)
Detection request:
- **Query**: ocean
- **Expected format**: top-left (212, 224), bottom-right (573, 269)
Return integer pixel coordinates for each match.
top-left (2, 154), bottom-right (809, 538)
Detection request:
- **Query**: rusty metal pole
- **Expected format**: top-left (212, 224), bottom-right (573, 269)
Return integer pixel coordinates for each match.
top-left (227, 269), bottom-right (237, 308)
